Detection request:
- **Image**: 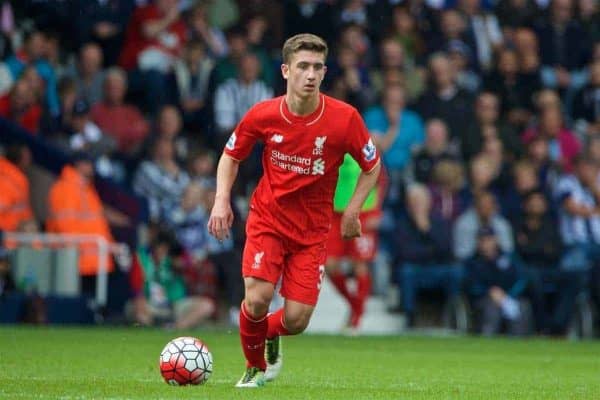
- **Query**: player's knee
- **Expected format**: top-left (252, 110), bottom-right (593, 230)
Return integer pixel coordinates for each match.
top-left (244, 294), bottom-right (271, 318)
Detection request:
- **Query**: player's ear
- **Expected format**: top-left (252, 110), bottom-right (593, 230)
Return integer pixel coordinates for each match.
top-left (281, 63), bottom-right (289, 80)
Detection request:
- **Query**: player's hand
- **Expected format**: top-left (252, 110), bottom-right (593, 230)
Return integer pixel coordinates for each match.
top-left (341, 211), bottom-right (361, 239)
top-left (207, 199), bottom-right (234, 241)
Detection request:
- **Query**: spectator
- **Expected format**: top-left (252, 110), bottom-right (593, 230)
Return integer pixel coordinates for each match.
top-left (412, 119), bottom-right (457, 184)
top-left (428, 9), bottom-right (473, 57)
top-left (396, 184), bottom-right (461, 328)
top-left (454, 191), bottom-right (514, 261)
top-left (72, 0), bottom-right (135, 66)
top-left (365, 84), bottom-right (424, 180)
top-left (503, 160), bottom-right (542, 222)
top-left (283, 0), bottom-right (335, 45)
top-left (494, 0), bottom-right (540, 34)
top-left (522, 106), bottom-right (581, 172)
top-left (514, 190), bottom-right (583, 333)
top-left (484, 47), bottom-right (540, 129)
top-left (0, 143), bottom-right (35, 232)
top-left (133, 137), bottom-right (190, 223)
top-left (46, 154), bottom-right (123, 295)
top-left (90, 67), bottom-right (150, 156)
top-left (213, 52), bottom-right (273, 135)
top-left (5, 30), bottom-right (60, 116)
top-left (461, 91), bottom-right (521, 161)
top-left (0, 79), bottom-right (42, 134)
top-left (386, 5), bottom-right (425, 65)
top-left (577, 0), bottom-right (600, 44)
top-left (118, 0), bottom-right (186, 72)
top-left (144, 105), bottom-right (190, 161)
top-left (416, 53), bottom-right (474, 141)
top-left (66, 43), bottom-right (106, 106)
top-left (187, 148), bottom-right (217, 185)
top-left (446, 39), bottom-right (481, 93)
top-left (327, 44), bottom-right (373, 110)
top-left (535, 0), bottom-right (589, 91)
top-left (128, 229), bottom-right (214, 329)
top-left (458, 0), bottom-right (503, 72)
top-left (429, 159), bottom-right (466, 223)
top-left (187, 3), bottom-right (228, 59)
top-left (460, 155), bottom-right (499, 208)
top-left (554, 155), bottom-right (600, 271)
top-left (172, 40), bottom-right (214, 131)
top-left (572, 60), bottom-right (600, 137)
top-left (465, 226), bottom-right (528, 336)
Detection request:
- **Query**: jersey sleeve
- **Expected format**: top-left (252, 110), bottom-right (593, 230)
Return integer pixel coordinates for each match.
top-left (223, 109), bottom-right (262, 161)
top-left (346, 109), bottom-right (380, 172)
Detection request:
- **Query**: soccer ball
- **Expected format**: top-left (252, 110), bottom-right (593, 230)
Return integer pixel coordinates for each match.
top-left (159, 336), bottom-right (213, 385)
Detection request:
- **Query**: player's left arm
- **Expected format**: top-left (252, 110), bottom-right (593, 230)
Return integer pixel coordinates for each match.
top-left (342, 109), bottom-right (382, 239)
top-left (341, 160), bottom-right (381, 239)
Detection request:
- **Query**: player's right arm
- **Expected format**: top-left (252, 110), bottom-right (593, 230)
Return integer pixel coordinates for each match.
top-left (208, 104), bottom-right (263, 240)
top-left (208, 153), bottom-right (239, 241)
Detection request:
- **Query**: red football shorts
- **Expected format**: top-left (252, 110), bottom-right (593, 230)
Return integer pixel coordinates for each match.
top-left (242, 217), bottom-right (327, 306)
top-left (327, 211), bottom-right (379, 262)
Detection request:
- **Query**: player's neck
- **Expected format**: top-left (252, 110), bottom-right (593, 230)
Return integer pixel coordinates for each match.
top-left (285, 92), bottom-right (320, 116)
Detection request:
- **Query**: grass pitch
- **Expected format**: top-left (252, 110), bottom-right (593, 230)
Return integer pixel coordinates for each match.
top-left (0, 326), bottom-right (599, 399)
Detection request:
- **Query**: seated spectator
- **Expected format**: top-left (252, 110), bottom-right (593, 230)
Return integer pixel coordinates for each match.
top-left (502, 160), bottom-right (542, 223)
top-left (459, 155), bottom-right (499, 208)
top-left (144, 105), bottom-right (190, 161)
top-left (133, 137), bottom-right (190, 222)
top-left (465, 226), bottom-right (528, 336)
top-left (327, 44), bottom-right (374, 111)
top-left (484, 47), bottom-right (540, 129)
top-left (458, 0), bottom-right (503, 72)
top-left (46, 153), bottom-right (125, 296)
top-left (66, 43), bottom-right (106, 106)
top-left (396, 184), bottom-right (461, 327)
top-left (90, 67), bottom-right (150, 156)
top-left (118, 0), bottom-right (186, 73)
top-left (412, 119), bottom-right (457, 184)
top-left (416, 53), bottom-right (474, 141)
top-left (429, 160), bottom-right (466, 223)
top-left (0, 79), bottom-right (43, 134)
top-left (461, 91), bottom-right (521, 162)
top-left (514, 190), bottom-right (583, 334)
top-left (213, 52), bottom-right (273, 136)
top-left (554, 155), bottom-right (600, 272)
top-left (522, 106), bottom-right (581, 172)
top-left (572, 60), bottom-right (600, 137)
top-left (172, 40), bottom-right (214, 131)
top-left (5, 29), bottom-right (60, 116)
top-left (526, 136), bottom-right (558, 191)
top-left (187, 147), bottom-right (216, 185)
top-left (0, 143), bottom-right (36, 232)
top-left (446, 39), bottom-right (481, 93)
top-left (365, 84), bottom-right (424, 194)
top-left (454, 191), bottom-right (514, 261)
top-left (370, 37), bottom-right (425, 103)
top-left (186, 3), bottom-right (228, 59)
top-left (127, 229), bottom-right (214, 329)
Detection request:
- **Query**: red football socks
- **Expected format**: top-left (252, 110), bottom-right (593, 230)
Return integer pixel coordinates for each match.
top-left (239, 302), bottom-right (268, 371)
top-left (351, 273), bottom-right (372, 327)
top-left (329, 270), bottom-right (351, 301)
top-left (266, 308), bottom-right (290, 339)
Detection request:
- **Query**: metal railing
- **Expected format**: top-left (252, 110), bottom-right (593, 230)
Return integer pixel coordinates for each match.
top-left (3, 232), bottom-right (110, 307)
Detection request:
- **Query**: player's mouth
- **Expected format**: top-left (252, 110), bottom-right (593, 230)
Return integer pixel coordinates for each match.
top-left (304, 84), bottom-right (316, 90)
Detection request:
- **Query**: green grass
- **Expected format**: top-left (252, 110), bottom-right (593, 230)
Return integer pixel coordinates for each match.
top-left (0, 327), bottom-right (599, 399)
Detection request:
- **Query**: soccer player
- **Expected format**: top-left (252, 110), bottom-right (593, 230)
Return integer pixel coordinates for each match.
top-left (326, 154), bottom-right (384, 334)
top-left (207, 33), bottom-right (381, 388)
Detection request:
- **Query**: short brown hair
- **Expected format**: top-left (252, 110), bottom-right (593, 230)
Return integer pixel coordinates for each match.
top-left (282, 33), bottom-right (328, 64)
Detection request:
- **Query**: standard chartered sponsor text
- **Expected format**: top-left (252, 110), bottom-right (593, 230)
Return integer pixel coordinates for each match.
top-left (270, 150), bottom-right (313, 175)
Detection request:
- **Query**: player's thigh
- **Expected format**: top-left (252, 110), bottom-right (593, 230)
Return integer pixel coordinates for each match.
top-left (281, 242), bottom-right (327, 307)
top-left (242, 231), bottom-right (285, 289)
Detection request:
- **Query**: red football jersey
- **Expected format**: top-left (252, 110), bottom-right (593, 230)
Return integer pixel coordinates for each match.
top-left (224, 94), bottom-right (380, 245)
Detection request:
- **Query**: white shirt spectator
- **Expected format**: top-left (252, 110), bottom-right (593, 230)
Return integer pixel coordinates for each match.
top-left (554, 174), bottom-right (600, 245)
top-left (214, 77), bottom-right (273, 133)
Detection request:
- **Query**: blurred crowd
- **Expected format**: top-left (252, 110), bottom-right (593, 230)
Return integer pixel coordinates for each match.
top-left (1, 0), bottom-right (600, 335)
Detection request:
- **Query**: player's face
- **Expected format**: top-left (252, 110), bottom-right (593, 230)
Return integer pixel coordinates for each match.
top-left (282, 50), bottom-right (327, 98)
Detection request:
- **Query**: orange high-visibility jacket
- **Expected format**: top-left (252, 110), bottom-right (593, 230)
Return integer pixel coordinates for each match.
top-left (0, 156), bottom-right (33, 231)
top-left (47, 166), bottom-right (114, 276)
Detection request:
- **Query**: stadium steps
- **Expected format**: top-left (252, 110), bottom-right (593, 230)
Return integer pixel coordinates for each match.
top-left (306, 277), bottom-right (406, 335)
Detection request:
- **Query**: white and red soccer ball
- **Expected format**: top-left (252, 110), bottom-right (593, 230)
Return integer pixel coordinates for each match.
top-left (159, 336), bottom-right (213, 385)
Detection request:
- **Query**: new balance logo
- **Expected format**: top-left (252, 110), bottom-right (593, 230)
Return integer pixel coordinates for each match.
top-left (270, 134), bottom-right (284, 143)
top-left (312, 158), bottom-right (325, 175)
top-left (252, 251), bottom-right (264, 269)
